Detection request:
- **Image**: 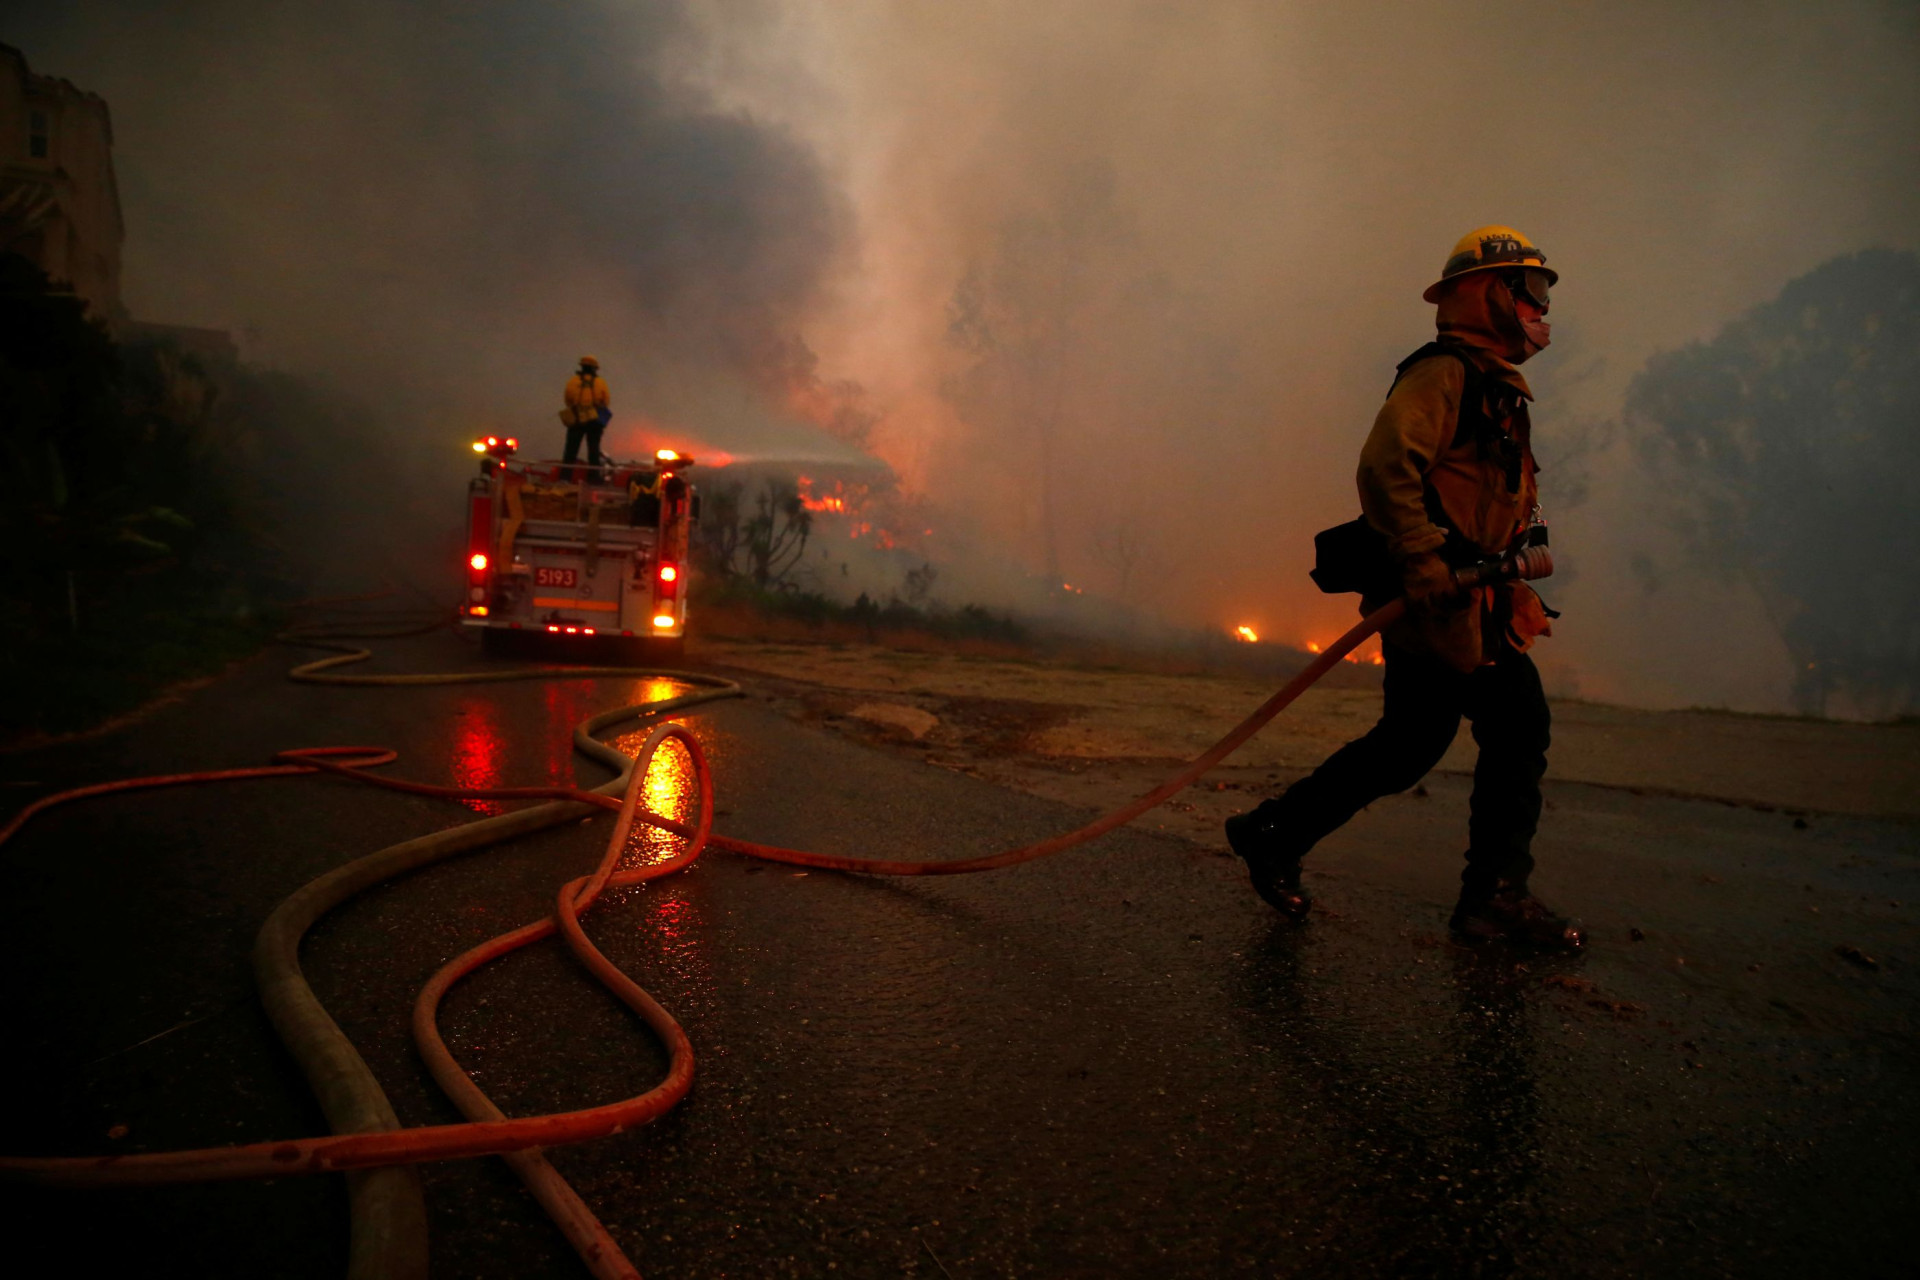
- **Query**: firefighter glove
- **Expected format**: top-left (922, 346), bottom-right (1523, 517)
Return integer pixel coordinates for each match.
top-left (1402, 551), bottom-right (1464, 612)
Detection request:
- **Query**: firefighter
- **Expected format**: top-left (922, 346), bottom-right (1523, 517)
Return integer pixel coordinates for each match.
top-left (1226, 226), bottom-right (1583, 950)
top-left (561, 355), bottom-right (611, 479)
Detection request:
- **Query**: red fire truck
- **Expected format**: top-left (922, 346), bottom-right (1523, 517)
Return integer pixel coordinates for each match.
top-left (460, 436), bottom-right (696, 661)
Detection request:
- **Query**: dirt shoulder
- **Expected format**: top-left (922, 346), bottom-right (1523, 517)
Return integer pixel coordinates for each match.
top-left (691, 637), bottom-right (1920, 834)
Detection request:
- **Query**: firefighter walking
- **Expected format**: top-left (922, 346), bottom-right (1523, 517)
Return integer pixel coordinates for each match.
top-left (561, 355), bottom-right (611, 479)
top-left (1227, 226), bottom-right (1584, 950)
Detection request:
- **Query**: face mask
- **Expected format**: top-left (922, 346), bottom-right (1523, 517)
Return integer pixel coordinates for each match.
top-left (1492, 275), bottom-right (1551, 360)
top-left (1519, 313), bottom-right (1552, 355)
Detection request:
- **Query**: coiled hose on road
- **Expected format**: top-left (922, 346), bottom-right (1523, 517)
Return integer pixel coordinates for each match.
top-left (0, 596), bottom-right (1415, 1280)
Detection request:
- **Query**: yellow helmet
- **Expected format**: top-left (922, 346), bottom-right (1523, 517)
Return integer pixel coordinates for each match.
top-left (579, 355), bottom-right (600, 369)
top-left (1423, 226), bottom-right (1558, 303)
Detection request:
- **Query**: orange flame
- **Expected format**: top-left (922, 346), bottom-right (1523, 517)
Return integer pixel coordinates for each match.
top-left (791, 474), bottom-right (925, 554)
top-left (797, 474), bottom-right (864, 515)
top-left (1233, 625), bottom-right (1259, 643)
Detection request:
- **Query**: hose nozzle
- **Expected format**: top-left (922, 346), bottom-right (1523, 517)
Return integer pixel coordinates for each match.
top-left (1453, 545), bottom-right (1554, 591)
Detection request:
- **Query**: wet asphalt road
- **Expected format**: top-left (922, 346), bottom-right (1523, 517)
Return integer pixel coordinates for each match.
top-left (1, 627), bottom-right (1915, 1278)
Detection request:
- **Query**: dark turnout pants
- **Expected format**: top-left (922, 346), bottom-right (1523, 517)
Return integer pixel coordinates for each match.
top-left (1265, 638), bottom-right (1551, 901)
top-left (563, 421), bottom-right (605, 478)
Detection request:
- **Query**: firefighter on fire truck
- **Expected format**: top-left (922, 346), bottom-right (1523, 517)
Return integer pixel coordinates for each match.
top-left (561, 355), bottom-right (611, 479)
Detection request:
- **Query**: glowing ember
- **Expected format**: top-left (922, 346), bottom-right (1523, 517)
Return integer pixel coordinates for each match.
top-left (1233, 625), bottom-right (1259, 643)
top-left (1306, 642), bottom-right (1322, 654)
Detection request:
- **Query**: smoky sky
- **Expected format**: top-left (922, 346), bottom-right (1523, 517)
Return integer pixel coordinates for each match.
top-left (8, 0), bottom-right (859, 458)
top-left (709, 0), bottom-right (1920, 714)
top-left (12, 1), bottom-right (1920, 713)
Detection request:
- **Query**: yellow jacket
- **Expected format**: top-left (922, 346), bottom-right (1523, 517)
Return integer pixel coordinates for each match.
top-left (563, 372), bottom-right (610, 426)
top-left (1357, 342), bottom-right (1551, 671)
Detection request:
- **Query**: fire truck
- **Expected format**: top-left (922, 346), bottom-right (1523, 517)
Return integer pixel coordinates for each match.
top-left (460, 435), bottom-right (696, 661)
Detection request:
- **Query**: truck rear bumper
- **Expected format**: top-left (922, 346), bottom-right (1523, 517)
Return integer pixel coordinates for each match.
top-left (467, 621), bottom-right (686, 665)
top-left (460, 616), bottom-right (683, 639)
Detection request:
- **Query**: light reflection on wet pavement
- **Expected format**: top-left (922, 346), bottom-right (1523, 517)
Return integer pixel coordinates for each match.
top-left (610, 678), bottom-right (705, 870)
top-left (0, 631), bottom-right (1912, 1278)
top-left (449, 693), bottom-right (507, 815)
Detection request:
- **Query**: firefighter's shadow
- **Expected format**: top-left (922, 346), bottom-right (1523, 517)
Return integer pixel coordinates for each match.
top-left (1231, 921), bottom-right (1547, 1273)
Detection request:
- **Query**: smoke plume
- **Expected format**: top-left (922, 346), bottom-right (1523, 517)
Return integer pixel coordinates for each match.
top-left (9, 0), bottom-right (863, 463)
top-left (692, 0), bottom-right (1920, 713)
top-left (14, 1), bottom-right (1920, 712)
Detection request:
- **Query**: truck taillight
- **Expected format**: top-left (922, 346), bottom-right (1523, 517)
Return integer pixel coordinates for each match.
top-left (658, 564), bottom-right (678, 583)
top-left (652, 614), bottom-right (676, 630)
top-left (467, 493), bottom-right (494, 612)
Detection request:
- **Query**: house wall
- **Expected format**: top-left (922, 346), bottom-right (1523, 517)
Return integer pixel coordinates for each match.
top-left (0, 43), bottom-right (124, 322)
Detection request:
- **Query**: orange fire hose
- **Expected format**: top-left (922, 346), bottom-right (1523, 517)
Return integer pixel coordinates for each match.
top-left (0, 597), bottom-right (1411, 1279)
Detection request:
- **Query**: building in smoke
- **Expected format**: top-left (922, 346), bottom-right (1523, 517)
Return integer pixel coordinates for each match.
top-left (1, 44), bottom-right (236, 363)
top-left (0, 42), bottom-right (123, 322)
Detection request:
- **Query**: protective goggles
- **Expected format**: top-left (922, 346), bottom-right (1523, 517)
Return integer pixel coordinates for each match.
top-left (1502, 268), bottom-right (1552, 307)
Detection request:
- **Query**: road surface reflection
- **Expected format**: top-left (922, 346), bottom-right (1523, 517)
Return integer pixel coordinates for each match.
top-left (449, 695), bottom-right (505, 814)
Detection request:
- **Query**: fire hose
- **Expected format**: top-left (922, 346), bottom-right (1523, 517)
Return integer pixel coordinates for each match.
top-left (0, 549), bottom-right (1548, 1279)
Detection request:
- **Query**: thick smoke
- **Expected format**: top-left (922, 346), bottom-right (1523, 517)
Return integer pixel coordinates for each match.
top-left (1623, 251), bottom-right (1920, 719)
top-left (14, 2), bottom-right (1920, 712)
top-left (691, 0), bottom-right (1920, 713)
top-left (8, 0), bottom-right (864, 464)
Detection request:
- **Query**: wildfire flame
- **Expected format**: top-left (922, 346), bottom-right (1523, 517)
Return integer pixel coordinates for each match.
top-left (793, 474), bottom-right (921, 553)
top-left (1305, 637), bottom-right (1385, 665)
top-left (796, 474), bottom-right (861, 514)
top-left (1233, 625), bottom-right (1259, 643)
top-left (798, 475), bottom-right (852, 514)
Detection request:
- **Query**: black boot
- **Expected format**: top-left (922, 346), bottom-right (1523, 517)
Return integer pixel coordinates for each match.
top-left (1224, 804), bottom-right (1312, 921)
top-left (1450, 881), bottom-right (1585, 951)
